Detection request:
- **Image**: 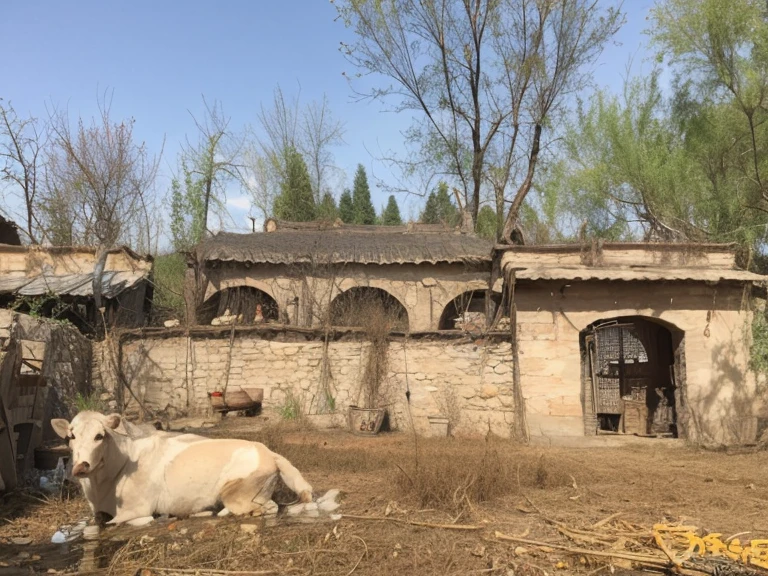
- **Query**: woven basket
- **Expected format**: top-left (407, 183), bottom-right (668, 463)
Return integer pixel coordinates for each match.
top-left (347, 406), bottom-right (386, 436)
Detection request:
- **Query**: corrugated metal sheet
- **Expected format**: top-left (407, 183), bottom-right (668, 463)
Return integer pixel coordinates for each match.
top-left (0, 271), bottom-right (149, 298)
top-left (17, 274), bottom-right (93, 296)
top-left (0, 276), bottom-right (33, 292)
top-left (505, 265), bottom-right (766, 283)
top-left (199, 230), bottom-right (494, 266)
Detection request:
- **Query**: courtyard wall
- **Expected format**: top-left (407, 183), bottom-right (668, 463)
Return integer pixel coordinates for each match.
top-left (94, 330), bottom-right (517, 437)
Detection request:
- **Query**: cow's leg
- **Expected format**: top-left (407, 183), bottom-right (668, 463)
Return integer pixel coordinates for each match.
top-left (107, 510), bottom-right (152, 526)
top-left (220, 472), bottom-right (278, 516)
top-left (273, 454), bottom-right (313, 503)
top-left (107, 502), bottom-right (154, 526)
top-left (126, 516), bottom-right (155, 527)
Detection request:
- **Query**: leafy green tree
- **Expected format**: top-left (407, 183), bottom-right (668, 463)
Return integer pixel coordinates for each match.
top-left (476, 206), bottom-right (498, 240)
top-left (152, 252), bottom-right (187, 321)
top-left (546, 68), bottom-right (768, 248)
top-left (169, 160), bottom-right (207, 252)
top-left (352, 164), bottom-right (376, 224)
top-left (181, 98), bottom-right (240, 236)
top-left (317, 192), bottom-right (338, 221)
top-left (420, 182), bottom-right (459, 226)
top-left (521, 0), bottom-right (768, 251)
top-left (273, 148), bottom-right (316, 221)
top-left (651, 0), bottom-right (768, 214)
top-left (338, 188), bottom-right (354, 223)
top-left (381, 195), bottom-right (403, 226)
top-left (421, 193), bottom-right (438, 224)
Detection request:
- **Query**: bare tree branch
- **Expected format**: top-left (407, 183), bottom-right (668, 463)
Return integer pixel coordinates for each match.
top-left (0, 99), bottom-right (47, 243)
top-left (181, 97), bottom-right (243, 235)
top-left (337, 0), bottom-right (623, 240)
top-left (242, 86), bottom-right (346, 220)
top-left (40, 90), bottom-right (160, 249)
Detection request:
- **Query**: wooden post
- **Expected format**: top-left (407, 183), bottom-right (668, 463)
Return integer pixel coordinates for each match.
top-left (183, 264), bottom-right (198, 327)
top-left (507, 269), bottom-right (529, 442)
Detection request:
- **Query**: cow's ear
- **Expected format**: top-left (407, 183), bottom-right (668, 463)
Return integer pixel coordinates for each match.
top-left (51, 419), bottom-right (70, 439)
top-left (105, 413), bottom-right (123, 433)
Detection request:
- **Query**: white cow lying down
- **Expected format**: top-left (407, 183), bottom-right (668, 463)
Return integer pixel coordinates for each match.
top-left (51, 411), bottom-right (313, 525)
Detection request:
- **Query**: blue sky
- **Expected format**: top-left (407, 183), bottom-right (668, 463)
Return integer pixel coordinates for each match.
top-left (1, 0), bottom-right (656, 240)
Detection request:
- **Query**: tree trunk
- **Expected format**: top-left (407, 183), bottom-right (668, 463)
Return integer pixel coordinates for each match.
top-left (92, 248), bottom-right (110, 336)
top-left (203, 176), bottom-right (213, 235)
top-left (502, 124), bottom-right (542, 244)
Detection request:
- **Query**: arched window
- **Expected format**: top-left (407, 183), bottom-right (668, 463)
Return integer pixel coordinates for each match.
top-left (200, 286), bottom-right (279, 325)
top-left (438, 290), bottom-right (502, 331)
top-left (329, 287), bottom-right (409, 332)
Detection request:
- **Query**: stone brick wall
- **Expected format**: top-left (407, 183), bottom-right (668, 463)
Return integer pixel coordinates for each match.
top-left (93, 275), bottom-right (760, 446)
top-left (96, 330), bottom-right (516, 437)
top-left (514, 280), bottom-right (757, 445)
top-left (11, 313), bottom-right (93, 440)
top-left (0, 312), bottom-right (92, 489)
top-left (199, 262), bottom-right (501, 332)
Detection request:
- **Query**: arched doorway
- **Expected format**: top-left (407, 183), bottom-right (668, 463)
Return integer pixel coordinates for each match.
top-left (438, 290), bottom-right (502, 331)
top-left (580, 316), bottom-right (685, 438)
top-left (329, 287), bottom-right (409, 332)
top-left (200, 286), bottom-right (279, 325)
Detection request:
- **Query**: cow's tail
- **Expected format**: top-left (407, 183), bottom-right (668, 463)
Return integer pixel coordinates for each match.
top-left (273, 453), bottom-right (313, 503)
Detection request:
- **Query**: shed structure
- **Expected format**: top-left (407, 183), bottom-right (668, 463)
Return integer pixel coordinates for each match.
top-left (189, 219), bottom-right (497, 332)
top-left (499, 242), bottom-right (766, 445)
top-left (0, 244), bottom-right (154, 331)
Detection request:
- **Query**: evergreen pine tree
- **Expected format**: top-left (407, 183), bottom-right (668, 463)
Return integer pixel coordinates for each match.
top-left (381, 195), bottom-right (403, 226)
top-left (476, 205), bottom-right (498, 240)
top-left (317, 192), bottom-right (338, 221)
top-left (420, 182), bottom-right (459, 225)
top-left (421, 192), bottom-right (438, 224)
top-left (338, 189), bottom-right (354, 223)
top-left (352, 164), bottom-right (376, 224)
top-left (273, 148), bottom-right (316, 222)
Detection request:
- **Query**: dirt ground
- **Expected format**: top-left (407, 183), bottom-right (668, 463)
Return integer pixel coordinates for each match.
top-left (2, 417), bottom-right (768, 575)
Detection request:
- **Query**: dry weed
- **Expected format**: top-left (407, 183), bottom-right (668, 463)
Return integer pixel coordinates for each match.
top-left (0, 490), bottom-right (89, 544)
top-left (105, 521), bottom-right (264, 576)
top-left (257, 423), bottom-right (393, 475)
top-left (435, 386), bottom-right (462, 432)
top-left (394, 438), bottom-right (575, 516)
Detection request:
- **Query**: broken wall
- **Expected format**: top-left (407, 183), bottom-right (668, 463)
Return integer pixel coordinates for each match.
top-left (95, 331), bottom-right (516, 437)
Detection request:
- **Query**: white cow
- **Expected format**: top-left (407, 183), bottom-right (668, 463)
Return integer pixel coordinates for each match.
top-left (51, 411), bottom-right (313, 525)
top-left (107, 415), bottom-right (167, 438)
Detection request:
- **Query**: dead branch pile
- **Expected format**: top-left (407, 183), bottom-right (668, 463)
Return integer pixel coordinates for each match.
top-left (496, 516), bottom-right (768, 576)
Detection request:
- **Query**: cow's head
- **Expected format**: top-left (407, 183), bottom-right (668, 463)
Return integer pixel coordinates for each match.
top-left (51, 411), bottom-right (124, 478)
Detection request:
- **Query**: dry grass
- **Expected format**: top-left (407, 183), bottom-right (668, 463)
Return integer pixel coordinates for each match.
top-left (0, 490), bottom-right (89, 544)
top-left (5, 419), bottom-right (768, 575)
top-left (394, 438), bottom-right (574, 517)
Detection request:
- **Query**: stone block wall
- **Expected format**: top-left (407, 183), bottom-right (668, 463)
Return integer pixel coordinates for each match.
top-left (200, 262), bottom-right (501, 332)
top-left (514, 280), bottom-right (757, 445)
top-left (0, 312), bottom-right (92, 490)
top-left (12, 313), bottom-right (93, 440)
top-left (96, 330), bottom-right (516, 437)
